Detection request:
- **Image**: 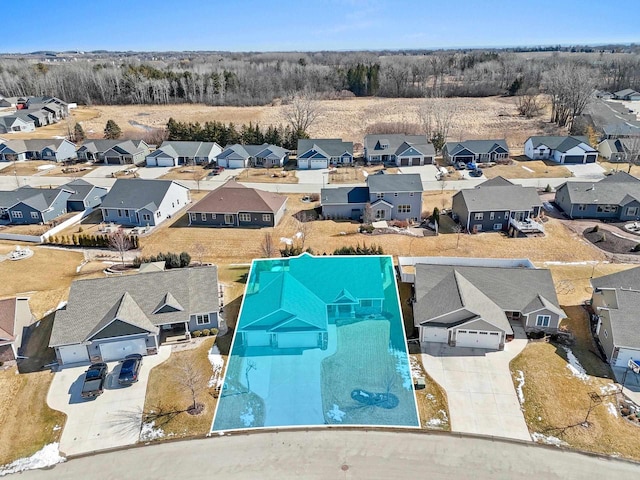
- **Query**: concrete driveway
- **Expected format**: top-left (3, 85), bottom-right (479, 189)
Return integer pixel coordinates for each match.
top-left (565, 163), bottom-right (606, 179)
top-left (83, 165), bottom-right (124, 179)
top-left (136, 166), bottom-right (173, 179)
top-left (47, 347), bottom-right (171, 456)
top-left (398, 164), bottom-right (440, 181)
top-left (421, 330), bottom-right (530, 441)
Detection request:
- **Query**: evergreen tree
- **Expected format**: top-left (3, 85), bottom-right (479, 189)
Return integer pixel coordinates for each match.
top-left (73, 123), bottom-right (86, 143)
top-left (104, 119), bottom-right (122, 139)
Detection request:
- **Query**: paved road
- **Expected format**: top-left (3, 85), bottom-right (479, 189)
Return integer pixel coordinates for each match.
top-left (19, 430), bottom-right (640, 479)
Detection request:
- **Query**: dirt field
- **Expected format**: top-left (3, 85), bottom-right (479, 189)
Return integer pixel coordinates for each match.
top-left (69, 97), bottom-right (561, 148)
top-left (482, 159), bottom-right (572, 180)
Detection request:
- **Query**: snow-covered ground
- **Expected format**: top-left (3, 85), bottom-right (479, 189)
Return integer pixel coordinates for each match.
top-left (139, 421), bottom-right (166, 442)
top-left (515, 370), bottom-right (525, 405)
top-left (562, 347), bottom-right (589, 382)
top-left (531, 432), bottom-right (568, 447)
top-left (208, 344), bottom-right (225, 388)
top-left (0, 443), bottom-right (65, 477)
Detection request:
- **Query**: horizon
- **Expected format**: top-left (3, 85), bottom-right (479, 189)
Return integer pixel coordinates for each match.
top-left (3, 0), bottom-right (638, 53)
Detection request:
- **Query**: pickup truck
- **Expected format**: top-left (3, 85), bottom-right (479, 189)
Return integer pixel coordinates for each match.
top-left (81, 363), bottom-right (108, 399)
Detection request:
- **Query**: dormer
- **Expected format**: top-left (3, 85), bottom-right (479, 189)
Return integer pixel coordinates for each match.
top-left (153, 292), bottom-right (184, 314)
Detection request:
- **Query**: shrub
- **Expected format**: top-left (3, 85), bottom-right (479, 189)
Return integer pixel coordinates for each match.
top-left (210, 328), bottom-right (219, 336)
top-left (179, 251), bottom-right (191, 267)
top-left (201, 329), bottom-right (210, 336)
top-left (359, 224), bottom-right (374, 233)
top-left (544, 184), bottom-right (552, 193)
top-left (192, 330), bottom-right (202, 337)
top-left (592, 225), bottom-right (599, 232)
top-left (633, 244), bottom-right (640, 252)
top-left (309, 193), bottom-right (320, 202)
top-left (78, 226), bottom-right (84, 233)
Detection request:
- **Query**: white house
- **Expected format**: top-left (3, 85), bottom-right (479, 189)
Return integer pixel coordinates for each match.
top-left (297, 139), bottom-right (354, 169)
top-left (524, 136), bottom-right (598, 164)
top-left (146, 141), bottom-right (223, 167)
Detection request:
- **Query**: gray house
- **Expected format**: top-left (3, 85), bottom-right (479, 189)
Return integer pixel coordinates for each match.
top-left (49, 266), bottom-right (221, 365)
top-left (0, 116), bottom-right (36, 134)
top-left (0, 297), bottom-right (34, 363)
top-left (0, 139), bottom-right (77, 162)
top-left (554, 172), bottom-right (640, 220)
top-left (603, 123), bottom-right (640, 139)
top-left (61, 179), bottom-right (108, 211)
top-left (215, 144), bottom-right (289, 169)
top-left (591, 267), bottom-right (640, 368)
top-left (411, 260), bottom-right (565, 349)
top-left (187, 180), bottom-right (287, 228)
top-left (321, 173), bottom-right (423, 222)
top-left (100, 179), bottom-right (190, 227)
top-left (364, 134), bottom-right (435, 166)
top-left (451, 177), bottom-right (544, 235)
top-left (443, 139), bottom-right (509, 165)
top-left (78, 139), bottom-right (150, 165)
top-left (0, 186), bottom-right (72, 224)
top-left (524, 136), bottom-right (597, 164)
top-left (147, 141), bottom-right (223, 167)
top-left (613, 89), bottom-right (640, 101)
top-left (598, 138), bottom-right (640, 162)
top-left (297, 139), bottom-right (354, 169)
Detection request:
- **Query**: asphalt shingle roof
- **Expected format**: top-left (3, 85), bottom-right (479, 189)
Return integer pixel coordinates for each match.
top-left (187, 180), bottom-right (287, 214)
top-left (0, 138), bottom-right (67, 154)
top-left (0, 186), bottom-right (68, 210)
top-left (320, 186), bottom-right (369, 205)
top-left (297, 139), bottom-right (353, 158)
top-left (364, 134), bottom-right (435, 157)
top-left (557, 171), bottom-right (640, 205)
top-left (215, 143), bottom-right (288, 161)
top-left (367, 173), bottom-right (423, 193)
top-left (453, 176), bottom-right (542, 212)
top-left (156, 141), bottom-right (222, 158)
top-left (527, 136), bottom-right (595, 154)
top-left (100, 178), bottom-right (188, 211)
top-left (445, 139), bottom-right (509, 156)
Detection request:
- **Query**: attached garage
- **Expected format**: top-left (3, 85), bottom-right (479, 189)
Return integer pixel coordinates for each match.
top-left (228, 159), bottom-right (246, 169)
top-left (585, 153), bottom-right (597, 163)
top-left (400, 158), bottom-right (410, 166)
top-left (154, 156), bottom-right (178, 167)
top-left (613, 348), bottom-right (640, 368)
top-left (411, 157), bottom-right (421, 166)
top-left (420, 326), bottom-right (448, 343)
top-left (277, 332), bottom-right (319, 348)
top-left (244, 331), bottom-right (271, 347)
top-left (563, 155), bottom-right (586, 164)
top-left (58, 344), bottom-right (90, 364)
top-left (105, 156), bottom-right (122, 165)
top-left (454, 155), bottom-right (474, 163)
top-left (98, 338), bottom-right (147, 361)
top-left (455, 329), bottom-right (501, 350)
top-left (310, 159), bottom-right (328, 169)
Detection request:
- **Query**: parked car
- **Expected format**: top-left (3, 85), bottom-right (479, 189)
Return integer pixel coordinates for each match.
top-left (210, 166), bottom-right (225, 175)
top-left (469, 168), bottom-right (484, 177)
top-left (81, 363), bottom-right (108, 399)
top-left (118, 354), bottom-right (143, 385)
top-left (466, 162), bottom-right (478, 170)
top-left (454, 161), bottom-right (467, 170)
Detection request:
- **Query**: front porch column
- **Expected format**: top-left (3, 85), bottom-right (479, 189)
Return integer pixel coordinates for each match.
top-left (185, 321), bottom-right (191, 339)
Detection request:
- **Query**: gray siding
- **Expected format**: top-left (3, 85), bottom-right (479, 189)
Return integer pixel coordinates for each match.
top-left (368, 191), bottom-right (422, 221)
top-left (188, 311), bottom-right (219, 331)
top-left (451, 192), bottom-right (470, 229)
top-left (523, 308), bottom-right (561, 333)
top-left (466, 210), bottom-right (511, 233)
top-left (9, 191), bottom-right (70, 224)
top-left (189, 211), bottom-right (276, 228)
top-left (555, 185), bottom-right (640, 220)
top-left (322, 203), bottom-right (366, 220)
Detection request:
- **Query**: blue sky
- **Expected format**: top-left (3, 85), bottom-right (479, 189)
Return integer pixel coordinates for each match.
top-left (4, 0), bottom-right (637, 52)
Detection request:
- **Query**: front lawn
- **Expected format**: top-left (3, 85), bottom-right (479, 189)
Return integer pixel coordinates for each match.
top-left (410, 355), bottom-right (450, 431)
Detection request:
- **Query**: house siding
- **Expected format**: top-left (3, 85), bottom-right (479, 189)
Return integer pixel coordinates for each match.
top-left (555, 187), bottom-right (640, 220)
top-left (465, 210), bottom-right (511, 232)
top-left (369, 191), bottom-right (422, 221)
top-left (451, 192), bottom-right (470, 230)
top-left (322, 203), bottom-right (367, 220)
top-left (188, 311), bottom-right (219, 331)
top-left (189, 211), bottom-right (275, 228)
top-left (54, 141), bottom-right (77, 162)
top-left (523, 308), bottom-right (561, 333)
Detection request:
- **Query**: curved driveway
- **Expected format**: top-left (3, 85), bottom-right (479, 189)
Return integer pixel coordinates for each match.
top-left (19, 430), bottom-right (640, 479)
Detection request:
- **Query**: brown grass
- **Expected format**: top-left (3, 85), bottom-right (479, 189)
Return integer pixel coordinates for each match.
top-left (159, 165), bottom-right (210, 182)
top-left (6, 107), bottom-right (100, 140)
top-left (143, 337), bottom-right (218, 439)
top-left (0, 368), bottom-right (66, 465)
top-left (327, 166), bottom-right (366, 184)
top-left (409, 355), bottom-right (450, 431)
top-left (483, 160), bottom-right (572, 180)
top-left (235, 167), bottom-right (298, 184)
top-left (599, 161), bottom-right (639, 177)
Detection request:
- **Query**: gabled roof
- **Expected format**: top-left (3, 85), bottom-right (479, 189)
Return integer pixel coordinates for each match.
top-left (0, 186), bottom-right (71, 211)
top-left (215, 143), bottom-right (287, 161)
top-left (100, 178), bottom-right (188, 211)
top-left (50, 266), bottom-right (219, 347)
top-left (297, 139), bottom-right (353, 158)
top-left (614, 88), bottom-right (640, 97)
top-left (61, 179), bottom-right (105, 202)
top-left (557, 171), bottom-right (640, 205)
top-left (526, 136), bottom-right (596, 153)
top-left (0, 138), bottom-right (70, 154)
top-left (445, 139), bottom-right (509, 156)
top-left (453, 176), bottom-right (542, 212)
top-left (600, 138), bottom-right (640, 155)
top-left (156, 141), bottom-right (222, 159)
top-left (367, 173), bottom-right (423, 193)
top-left (364, 134), bottom-right (435, 157)
top-left (603, 123), bottom-right (640, 137)
top-left (187, 180), bottom-right (286, 215)
top-left (0, 298), bottom-right (17, 342)
top-left (320, 186), bottom-right (369, 206)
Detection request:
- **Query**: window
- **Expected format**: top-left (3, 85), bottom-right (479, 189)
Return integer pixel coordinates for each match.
top-left (30, 212), bottom-right (39, 219)
top-left (375, 209), bottom-right (386, 219)
top-left (493, 223), bottom-right (502, 230)
top-left (124, 209), bottom-right (129, 216)
top-left (627, 207), bottom-right (638, 216)
top-left (490, 212), bottom-right (495, 220)
top-left (189, 213), bottom-right (197, 222)
top-left (212, 214), bottom-right (216, 219)
top-left (536, 315), bottom-right (551, 327)
top-left (224, 214), bottom-right (234, 224)
top-left (474, 213), bottom-right (484, 220)
top-left (193, 313), bottom-right (210, 325)
top-left (201, 213), bottom-right (207, 221)
top-left (360, 299), bottom-right (372, 307)
top-left (397, 205), bottom-right (411, 213)
top-left (262, 214), bottom-right (271, 222)
top-left (11, 211), bottom-right (22, 218)
top-left (142, 213), bottom-right (151, 222)
top-left (117, 209), bottom-right (123, 217)
top-left (156, 211), bottom-right (161, 218)
top-left (376, 193), bottom-right (384, 199)
top-left (409, 192), bottom-right (414, 197)
top-left (596, 205), bottom-right (618, 213)
top-left (578, 204), bottom-right (587, 211)
top-left (394, 192), bottom-right (398, 197)
top-left (239, 213), bottom-right (251, 222)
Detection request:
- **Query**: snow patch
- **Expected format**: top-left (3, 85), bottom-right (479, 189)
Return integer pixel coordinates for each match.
top-left (409, 355), bottom-right (423, 379)
top-left (515, 370), bottom-right (525, 405)
top-left (562, 347), bottom-right (589, 381)
top-left (426, 418), bottom-right (443, 427)
top-left (426, 410), bottom-right (448, 428)
top-left (389, 347), bottom-right (413, 390)
top-left (240, 407), bottom-right (255, 427)
top-left (326, 404), bottom-right (346, 422)
top-left (521, 166), bottom-right (534, 173)
top-left (208, 345), bottom-right (224, 388)
top-left (280, 237), bottom-right (293, 246)
top-left (600, 383), bottom-right (618, 395)
top-left (606, 402), bottom-right (619, 418)
top-left (531, 432), bottom-right (568, 447)
top-left (140, 421), bottom-right (165, 441)
top-left (0, 443), bottom-right (65, 477)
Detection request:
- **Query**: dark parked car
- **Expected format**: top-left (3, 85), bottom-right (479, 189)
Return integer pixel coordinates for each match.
top-left (469, 168), bottom-right (484, 177)
top-left (118, 354), bottom-right (143, 385)
top-left (210, 166), bottom-right (225, 176)
top-left (466, 162), bottom-right (478, 170)
top-left (81, 363), bottom-right (108, 399)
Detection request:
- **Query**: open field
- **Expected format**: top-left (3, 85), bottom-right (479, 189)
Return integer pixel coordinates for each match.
top-left (5, 107), bottom-right (100, 140)
top-left (482, 159), bottom-right (573, 180)
top-left (0, 368), bottom-right (66, 466)
top-left (0, 160), bottom-right (94, 179)
top-left (72, 97), bottom-right (562, 147)
top-left (235, 167), bottom-right (298, 184)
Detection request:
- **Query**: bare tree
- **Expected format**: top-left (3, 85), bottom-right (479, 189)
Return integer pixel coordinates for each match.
top-left (283, 92), bottom-right (321, 137)
top-left (453, 224), bottom-right (463, 249)
top-left (108, 229), bottom-right (131, 266)
top-left (626, 136), bottom-right (640, 173)
top-left (192, 242), bottom-right (207, 266)
top-left (192, 166), bottom-right (203, 192)
top-left (295, 212), bottom-right (313, 250)
top-left (419, 99), bottom-right (455, 154)
top-left (362, 203), bottom-right (374, 225)
top-left (543, 64), bottom-right (594, 130)
top-left (260, 232), bottom-right (276, 258)
top-left (516, 91), bottom-right (544, 118)
top-left (176, 358), bottom-right (208, 413)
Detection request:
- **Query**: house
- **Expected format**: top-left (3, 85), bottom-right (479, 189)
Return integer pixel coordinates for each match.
top-left (0, 139), bottom-right (77, 162)
top-left (524, 136), bottom-right (598, 164)
top-left (554, 172), bottom-right (640, 220)
top-left (598, 138), bottom-right (640, 162)
top-left (78, 139), bottom-right (150, 165)
top-left (49, 266), bottom-right (221, 365)
top-left (0, 96), bottom-right (22, 108)
top-left (187, 180), bottom-right (287, 227)
top-left (451, 177), bottom-right (544, 235)
top-left (613, 89), bottom-right (640, 101)
top-left (0, 115), bottom-right (36, 134)
top-left (591, 266), bottom-right (640, 367)
top-left (602, 123), bottom-right (640, 139)
top-left (237, 253), bottom-right (385, 350)
top-left (409, 258), bottom-right (565, 349)
top-left (215, 143), bottom-right (289, 169)
top-left (100, 178), bottom-right (190, 227)
top-left (0, 297), bottom-right (34, 363)
top-left (364, 134), bottom-right (435, 166)
top-left (61, 179), bottom-right (108, 211)
top-left (0, 186), bottom-right (72, 224)
top-left (297, 139), bottom-right (354, 169)
top-left (147, 141), bottom-right (223, 167)
top-left (21, 109), bottom-right (52, 127)
top-left (321, 173), bottom-right (423, 222)
top-left (443, 139), bottom-right (509, 165)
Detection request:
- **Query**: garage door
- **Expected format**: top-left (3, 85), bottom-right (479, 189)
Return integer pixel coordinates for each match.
top-left (400, 158), bottom-right (410, 166)
top-left (412, 157), bottom-right (421, 166)
top-left (455, 329), bottom-right (501, 349)
top-left (420, 326), bottom-right (448, 343)
top-left (455, 156), bottom-right (474, 163)
top-left (244, 331), bottom-right (271, 347)
top-left (563, 155), bottom-right (585, 164)
top-left (585, 154), bottom-right (597, 163)
top-left (156, 157), bottom-right (176, 167)
top-left (98, 338), bottom-right (147, 362)
top-left (229, 159), bottom-right (245, 169)
top-left (277, 332), bottom-right (318, 348)
top-left (106, 156), bottom-right (122, 165)
top-left (614, 348), bottom-right (640, 368)
top-left (310, 159), bottom-right (327, 169)
top-left (58, 344), bottom-right (89, 365)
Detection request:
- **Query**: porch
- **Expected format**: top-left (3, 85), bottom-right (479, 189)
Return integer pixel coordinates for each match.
top-left (159, 323), bottom-right (191, 345)
top-left (508, 216), bottom-right (544, 236)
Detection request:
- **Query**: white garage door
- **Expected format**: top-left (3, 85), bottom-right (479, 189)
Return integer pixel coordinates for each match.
top-left (99, 338), bottom-right (147, 362)
top-left (310, 159), bottom-right (327, 169)
top-left (146, 157), bottom-right (157, 166)
top-left (420, 326), bottom-right (448, 343)
top-left (614, 348), bottom-right (640, 368)
top-left (156, 157), bottom-right (176, 167)
top-left (456, 329), bottom-right (501, 350)
top-left (244, 331), bottom-right (271, 347)
top-left (58, 344), bottom-right (89, 365)
top-left (228, 159), bottom-right (245, 169)
top-left (277, 332), bottom-right (318, 348)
